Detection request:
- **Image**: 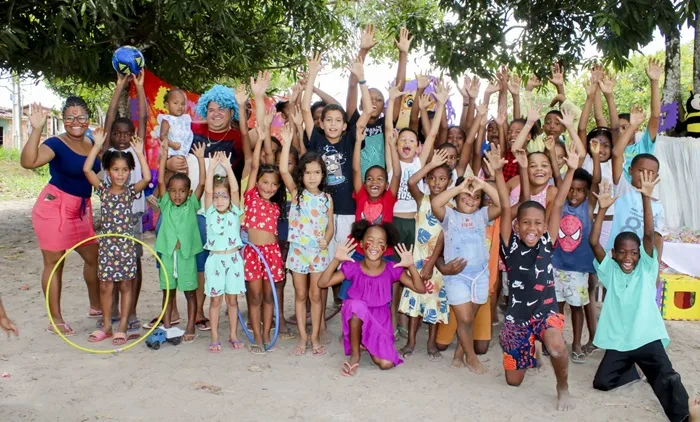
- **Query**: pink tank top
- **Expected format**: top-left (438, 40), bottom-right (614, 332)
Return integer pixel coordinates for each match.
top-left (509, 184), bottom-right (548, 207)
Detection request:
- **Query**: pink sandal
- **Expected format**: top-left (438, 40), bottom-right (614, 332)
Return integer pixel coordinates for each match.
top-left (87, 308), bottom-right (103, 319)
top-left (88, 330), bottom-right (112, 343)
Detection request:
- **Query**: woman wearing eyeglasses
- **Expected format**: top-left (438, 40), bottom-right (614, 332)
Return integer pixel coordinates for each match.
top-left (21, 97), bottom-right (102, 336)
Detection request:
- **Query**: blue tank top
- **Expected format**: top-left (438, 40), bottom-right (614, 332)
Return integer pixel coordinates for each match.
top-left (552, 201), bottom-right (595, 273)
top-left (44, 136), bottom-right (100, 198)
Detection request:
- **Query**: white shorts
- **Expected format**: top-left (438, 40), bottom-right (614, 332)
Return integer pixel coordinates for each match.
top-left (554, 269), bottom-right (590, 307)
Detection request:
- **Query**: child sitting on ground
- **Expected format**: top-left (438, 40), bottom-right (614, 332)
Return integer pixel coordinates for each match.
top-left (589, 175), bottom-right (692, 422)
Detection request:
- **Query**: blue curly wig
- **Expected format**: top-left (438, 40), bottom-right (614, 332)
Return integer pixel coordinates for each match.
top-left (196, 84), bottom-right (240, 122)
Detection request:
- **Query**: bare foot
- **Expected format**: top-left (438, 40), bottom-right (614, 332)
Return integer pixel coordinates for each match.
top-left (319, 329), bottom-right (330, 345)
top-left (556, 387), bottom-right (575, 411)
top-left (450, 356), bottom-right (465, 369)
top-left (689, 395), bottom-right (700, 421)
top-left (465, 356), bottom-right (489, 374)
top-left (399, 344), bottom-right (415, 359)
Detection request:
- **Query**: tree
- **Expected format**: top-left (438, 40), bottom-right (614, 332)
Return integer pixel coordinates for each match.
top-left (0, 0), bottom-right (346, 92)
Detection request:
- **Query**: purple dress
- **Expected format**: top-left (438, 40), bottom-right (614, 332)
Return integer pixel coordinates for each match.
top-left (341, 261), bottom-right (404, 366)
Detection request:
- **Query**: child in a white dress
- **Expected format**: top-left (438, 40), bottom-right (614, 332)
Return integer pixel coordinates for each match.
top-left (158, 88), bottom-right (193, 168)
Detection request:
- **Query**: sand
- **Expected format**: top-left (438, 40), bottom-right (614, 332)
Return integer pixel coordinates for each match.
top-left (0, 198), bottom-right (697, 421)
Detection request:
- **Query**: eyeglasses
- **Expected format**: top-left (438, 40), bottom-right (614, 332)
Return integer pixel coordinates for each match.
top-left (64, 115), bottom-right (89, 124)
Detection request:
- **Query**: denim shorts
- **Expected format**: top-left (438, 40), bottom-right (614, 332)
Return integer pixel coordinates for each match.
top-left (443, 266), bottom-right (489, 306)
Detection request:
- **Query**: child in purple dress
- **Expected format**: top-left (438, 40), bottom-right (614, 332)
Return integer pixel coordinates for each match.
top-left (318, 220), bottom-right (425, 377)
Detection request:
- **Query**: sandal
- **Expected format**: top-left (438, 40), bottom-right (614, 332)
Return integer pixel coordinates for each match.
top-left (571, 351), bottom-right (587, 364)
top-left (290, 345), bottom-right (306, 356)
top-left (47, 323), bottom-right (75, 337)
top-left (278, 331), bottom-right (296, 340)
top-left (584, 344), bottom-right (601, 355)
top-left (143, 317), bottom-right (180, 330)
top-left (112, 332), bottom-right (127, 346)
top-left (249, 344), bottom-right (266, 355)
top-left (96, 317), bottom-right (121, 330)
top-left (183, 333), bottom-right (197, 343)
top-left (229, 339), bottom-right (245, 350)
top-left (127, 319), bottom-right (141, 331)
top-left (341, 361), bottom-right (359, 377)
top-left (208, 341), bottom-right (222, 353)
top-left (87, 308), bottom-right (103, 319)
top-left (88, 330), bottom-right (112, 343)
top-left (196, 319), bottom-right (211, 331)
top-left (311, 346), bottom-right (327, 356)
top-left (263, 343), bottom-right (278, 352)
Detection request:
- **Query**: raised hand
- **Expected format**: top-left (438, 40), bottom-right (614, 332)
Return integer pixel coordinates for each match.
top-left (593, 179), bottom-right (617, 209)
top-left (133, 71), bottom-right (144, 87)
top-left (563, 142), bottom-right (580, 170)
top-left (550, 93), bottom-right (566, 107)
top-left (360, 24), bottom-right (379, 51)
top-left (395, 27), bottom-right (413, 53)
top-left (289, 82), bottom-right (302, 104)
top-left (430, 148), bottom-right (449, 167)
top-left (525, 74), bottom-right (541, 91)
top-left (598, 73), bottom-right (615, 95)
top-left (306, 52), bottom-right (323, 76)
top-left (467, 76), bottom-right (481, 99)
top-left (393, 244), bottom-right (415, 268)
top-left (418, 93), bottom-right (432, 110)
top-left (26, 103), bottom-right (49, 129)
top-left (192, 142), bottom-right (206, 159)
top-left (130, 135), bottom-right (144, 153)
top-left (590, 63), bottom-right (605, 85)
top-left (263, 108), bottom-right (276, 129)
top-left (484, 79), bottom-right (500, 95)
top-left (484, 144), bottom-right (506, 172)
top-left (584, 78), bottom-right (598, 97)
top-left (234, 84), bottom-right (249, 105)
top-left (348, 55), bottom-right (366, 81)
top-left (508, 73), bottom-right (521, 95)
top-left (92, 127), bottom-right (106, 148)
top-left (475, 103), bottom-right (488, 117)
top-left (280, 121), bottom-right (294, 145)
top-left (590, 138), bottom-right (600, 156)
top-left (630, 105), bottom-right (647, 127)
top-left (388, 85), bottom-right (406, 100)
top-left (291, 105), bottom-right (303, 126)
top-left (457, 75), bottom-right (471, 98)
top-left (434, 80), bottom-right (450, 104)
top-left (250, 71), bottom-right (271, 97)
top-left (495, 110), bottom-right (506, 126)
top-left (556, 109), bottom-right (575, 128)
top-left (543, 135), bottom-right (555, 151)
top-left (526, 107), bottom-right (540, 124)
top-left (221, 152), bottom-right (233, 170)
top-left (549, 63), bottom-right (564, 87)
top-left (416, 73), bottom-right (431, 90)
top-left (635, 169), bottom-right (660, 197)
top-left (513, 148), bottom-right (528, 168)
top-left (645, 57), bottom-right (663, 81)
top-left (335, 239), bottom-right (357, 262)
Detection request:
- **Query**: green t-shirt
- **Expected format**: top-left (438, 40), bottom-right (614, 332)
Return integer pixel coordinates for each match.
top-left (155, 194), bottom-right (203, 259)
top-left (593, 248), bottom-right (669, 352)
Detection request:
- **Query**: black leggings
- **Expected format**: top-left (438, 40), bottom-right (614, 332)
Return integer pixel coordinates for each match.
top-left (593, 340), bottom-right (689, 422)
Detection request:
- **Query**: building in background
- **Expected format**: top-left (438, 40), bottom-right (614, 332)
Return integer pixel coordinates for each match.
top-left (0, 105), bottom-right (64, 149)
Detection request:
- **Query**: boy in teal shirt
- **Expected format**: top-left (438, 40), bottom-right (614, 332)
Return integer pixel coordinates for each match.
top-left (589, 174), bottom-right (690, 422)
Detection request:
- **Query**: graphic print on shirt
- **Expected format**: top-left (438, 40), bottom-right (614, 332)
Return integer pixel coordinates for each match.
top-left (396, 166), bottom-right (416, 202)
top-left (321, 145), bottom-right (346, 186)
top-left (619, 204), bottom-right (662, 234)
top-left (362, 201), bottom-right (384, 224)
top-left (558, 214), bottom-right (582, 252)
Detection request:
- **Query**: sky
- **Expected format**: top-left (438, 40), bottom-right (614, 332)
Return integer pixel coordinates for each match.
top-left (0, 25), bottom-right (694, 115)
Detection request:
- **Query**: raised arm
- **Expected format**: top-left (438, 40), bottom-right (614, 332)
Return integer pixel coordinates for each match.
top-left (458, 103), bottom-right (486, 176)
top-left (103, 73), bottom-right (129, 149)
top-left (250, 72), bottom-right (273, 162)
top-left (157, 136), bottom-right (168, 198)
top-left (431, 178), bottom-right (468, 222)
top-left (387, 128), bottom-right (401, 197)
top-left (578, 78), bottom-right (599, 141)
top-left (247, 122), bottom-right (265, 193)
top-left (133, 72), bottom-right (147, 140)
top-left (204, 152), bottom-right (222, 210)
top-left (395, 244), bottom-right (426, 294)
top-left (392, 28), bottom-right (412, 122)
top-left (599, 73), bottom-right (619, 131)
top-left (20, 104), bottom-right (55, 169)
top-left (590, 64), bottom-right (608, 127)
top-left (352, 122), bottom-right (366, 195)
top-left (612, 106), bottom-right (645, 184)
top-left (638, 170), bottom-right (660, 256)
top-left (645, 58), bottom-right (662, 140)
top-left (318, 239), bottom-right (358, 289)
top-left (409, 74), bottom-right (430, 132)
top-left (235, 84), bottom-right (252, 165)
top-left (302, 52), bottom-right (323, 139)
top-left (508, 73), bottom-right (522, 122)
top-left (549, 145), bottom-right (580, 244)
top-left (192, 143), bottom-right (206, 200)
top-left (83, 128), bottom-right (106, 189)
top-left (347, 24), bottom-right (377, 117)
top-left (511, 108), bottom-right (539, 153)
top-left (590, 180), bottom-right (616, 262)
top-left (349, 56), bottom-right (373, 129)
top-left (419, 80), bottom-right (449, 165)
top-left (509, 148), bottom-right (530, 217)
top-left (480, 149), bottom-right (507, 220)
top-left (588, 139), bottom-right (602, 216)
top-left (279, 122), bottom-right (298, 197)
top-left (491, 145), bottom-right (512, 242)
top-left (131, 136), bottom-right (152, 193)
top-left (457, 75), bottom-right (478, 134)
top-left (313, 86), bottom-right (341, 107)
top-left (557, 109), bottom-right (586, 167)
top-left (409, 149), bottom-right (448, 206)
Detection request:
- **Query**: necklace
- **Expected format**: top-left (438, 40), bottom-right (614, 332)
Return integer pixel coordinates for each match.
top-left (207, 127), bottom-right (232, 144)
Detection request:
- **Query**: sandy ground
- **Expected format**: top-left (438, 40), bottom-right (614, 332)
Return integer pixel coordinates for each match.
top-left (0, 199), bottom-right (698, 421)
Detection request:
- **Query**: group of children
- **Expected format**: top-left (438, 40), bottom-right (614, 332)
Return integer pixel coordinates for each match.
top-left (32, 25), bottom-right (696, 419)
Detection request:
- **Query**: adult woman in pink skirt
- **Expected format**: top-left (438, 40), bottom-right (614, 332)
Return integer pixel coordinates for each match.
top-left (21, 98), bottom-right (102, 336)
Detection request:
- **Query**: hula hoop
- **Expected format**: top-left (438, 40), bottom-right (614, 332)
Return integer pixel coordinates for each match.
top-left (46, 233), bottom-right (169, 354)
top-left (237, 241), bottom-right (279, 351)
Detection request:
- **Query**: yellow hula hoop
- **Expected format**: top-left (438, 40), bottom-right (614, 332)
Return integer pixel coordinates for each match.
top-left (45, 233), bottom-right (169, 354)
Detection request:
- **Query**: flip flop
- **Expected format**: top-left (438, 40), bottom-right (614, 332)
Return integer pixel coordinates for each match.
top-left (208, 341), bottom-right (222, 353)
top-left (183, 333), bottom-right (197, 344)
top-left (277, 331), bottom-right (297, 340)
top-left (127, 319), bottom-right (141, 332)
top-left (229, 339), bottom-right (245, 350)
top-left (584, 344), bottom-right (601, 355)
top-left (571, 351), bottom-right (587, 364)
top-left (290, 345), bottom-right (306, 356)
top-left (196, 319), bottom-right (211, 331)
top-left (112, 332), bottom-right (127, 346)
top-left (143, 317), bottom-right (180, 330)
top-left (312, 346), bottom-right (327, 356)
top-left (127, 332), bottom-right (140, 341)
top-left (87, 308), bottom-right (103, 319)
top-left (88, 330), bottom-right (112, 343)
top-left (249, 344), bottom-right (266, 355)
top-left (96, 317), bottom-right (121, 329)
top-left (428, 351), bottom-right (443, 362)
top-left (341, 361), bottom-right (359, 377)
top-left (47, 323), bottom-right (75, 337)
top-left (264, 343), bottom-right (278, 352)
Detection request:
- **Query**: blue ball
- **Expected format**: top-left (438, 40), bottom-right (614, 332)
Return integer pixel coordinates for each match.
top-left (112, 46), bottom-right (145, 75)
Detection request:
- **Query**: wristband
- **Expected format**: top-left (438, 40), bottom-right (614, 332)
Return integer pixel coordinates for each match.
top-left (358, 80), bottom-right (366, 85)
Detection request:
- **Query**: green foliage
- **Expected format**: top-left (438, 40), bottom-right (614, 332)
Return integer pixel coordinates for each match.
top-left (0, 148), bottom-right (49, 200)
top-left (44, 77), bottom-right (114, 119)
top-left (1, 0), bottom-right (346, 92)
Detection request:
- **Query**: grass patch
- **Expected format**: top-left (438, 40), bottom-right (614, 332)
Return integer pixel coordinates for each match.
top-left (0, 148), bottom-right (50, 200)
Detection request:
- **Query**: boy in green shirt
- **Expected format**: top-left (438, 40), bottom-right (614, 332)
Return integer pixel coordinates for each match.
top-left (589, 172), bottom-right (690, 422)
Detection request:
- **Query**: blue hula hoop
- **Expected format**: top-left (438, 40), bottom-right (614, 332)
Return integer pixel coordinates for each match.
top-left (238, 241), bottom-right (279, 351)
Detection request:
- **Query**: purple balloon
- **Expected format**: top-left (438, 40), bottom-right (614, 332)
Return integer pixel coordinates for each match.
top-left (659, 102), bottom-right (679, 133)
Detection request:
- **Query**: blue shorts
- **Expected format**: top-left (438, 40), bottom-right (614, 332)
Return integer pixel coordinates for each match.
top-left (155, 213), bottom-right (209, 273)
top-left (443, 266), bottom-right (489, 306)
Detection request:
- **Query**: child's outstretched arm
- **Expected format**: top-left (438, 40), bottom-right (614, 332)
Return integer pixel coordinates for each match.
top-left (384, 86), bottom-right (405, 170)
top-left (638, 170), bottom-right (660, 257)
top-left (279, 122), bottom-right (298, 198)
top-left (204, 152), bottom-right (222, 210)
top-left (549, 144), bottom-right (580, 245)
top-left (395, 244), bottom-right (426, 293)
top-left (508, 148), bottom-right (530, 217)
top-left (409, 74), bottom-right (430, 132)
top-left (291, 105), bottom-right (307, 155)
top-left (480, 150), bottom-right (507, 221)
top-left (457, 75), bottom-right (478, 134)
top-left (387, 129), bottom-right (401, 197)
top-left (235, 84), bottom-right (252, 175)
top-left (511, 107), bottom-right (539, 153)
top-left (352, 123), bottom-right (366, 195)
top-left (457, 103), bottom-right (486, 176)
top-left (431, 177), bottom-right (469, 222)
top-left (302, 52), bottom-right (322, 139)
top-left (418, 93), bottom-right (432, 138)
top-left (318, 239), bottom-right (358, 288)
top-left (612, 105), bottom-right (645, 184)
top-left (419, 80), bottom-right (449, 165)
top-left (509, 73), bottom-right (522, 122)
top-left (557, 109), bottom-right (586, 167)
top-left (392, 27), bottom-right (411, 122)
top-left (83, 128), bottom-right (106, 189)
top-left (0, 295), bottom-right (18, 337)
top-left (599, 72), bottom-right (619, 131)
top-left (590, 180), bottom-right (616, 263)
top-left (409, 149), bottom-right (448, 206)
top-left (578, 77), bottom-right (599, 142)
top-left (645, 58), bottom-right (662, 141)
top-left (157, 136), bottom-right (168, 198)
top-left (223, 152), bottom-right (240, 209)
top-left (346, 24), bottom-right (377, 118)
top-left (103, 73), bottom-right (129, 149)
top-left (133, 72), bottom-right (147, 140)
top-left (247, 122), bottom-right (265, 193)
top-left (312, 86), bottom-right (341, 107)
top-left (192, 143), bottom-right (206, 201)
top-left (588, 139), bottom-right (602, 218)
top-left (131, 136), bottom-right (152, 193)
top-left (492, 145), bottom-right (513, 243)
top-left (350, 56), bottom-right (374, 129)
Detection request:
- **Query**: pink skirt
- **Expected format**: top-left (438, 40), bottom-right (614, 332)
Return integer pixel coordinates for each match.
top-left (32, 184), bottom-right (96, 251)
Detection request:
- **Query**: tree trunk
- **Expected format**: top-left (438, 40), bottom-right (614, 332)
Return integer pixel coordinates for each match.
top-left (694, 13), bottom-right (700, 93)
top-left (662, 24), bottom-right (683, 135)
top-left (117, 86), bottom-right (130, 120)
